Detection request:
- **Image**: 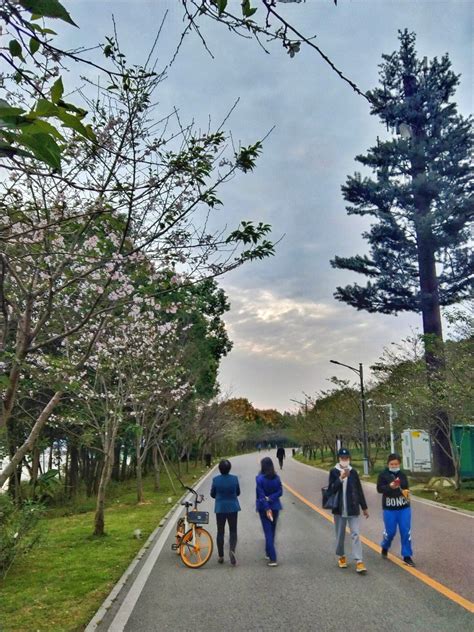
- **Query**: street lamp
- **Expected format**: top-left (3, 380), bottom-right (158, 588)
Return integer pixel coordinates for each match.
top-left (330, 359), bottom-right (370, 476)
top-left (368, 401), bottom-right (395, 454)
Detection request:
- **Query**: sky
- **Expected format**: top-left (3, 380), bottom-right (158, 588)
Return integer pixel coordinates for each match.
top-left (66, 0), bottom-right (472, 411)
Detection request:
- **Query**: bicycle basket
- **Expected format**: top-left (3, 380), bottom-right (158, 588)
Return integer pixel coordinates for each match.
top-left (187, 511), bottom-right (209, 524)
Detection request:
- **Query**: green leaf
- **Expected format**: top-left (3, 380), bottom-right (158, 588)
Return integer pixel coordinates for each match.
top-left (216, 0), bottom-right (228, 15)
top-left (38, 469), bottom-right (59, 482)
top-left (0, 115), bottom-right (28, 129)
top-left (83, 124), bottom-right (97, 143)
top-left (29, 37), bottom-right (40, 55)
top-left (50, 77), bottom-right (64, 104)
top-left (19, 0), bottom-right (78, 27)
top-left (0, 103), bottom-right (26, 118)
top-left (0, 141), bottom-right (35, 160)
top-left (29, 24), bottom-right (57, 35)
top-left (57, 100), bottom-right (87, 118)
top-left (17, 132), bottom-right (62, 171)
top-left (0, 375), bottom-right (10, 388)
top-left (9, 40), bottom-right (23, 59)
top-left (21, 118), bottom-right (64, 140)
top-left (55, 108), bottom-right (88, 138)
top-left (34, 98), bottom-right (58, 117)
top-left (241, 0), bottom-right (257, 18)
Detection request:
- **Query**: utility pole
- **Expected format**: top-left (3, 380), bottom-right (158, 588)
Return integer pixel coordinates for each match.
top-left (359, 363), bottom-right (369, 475)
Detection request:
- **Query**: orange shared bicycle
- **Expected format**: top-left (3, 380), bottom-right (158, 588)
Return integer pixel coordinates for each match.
top-left (172, 486), bottom-right (213, 568)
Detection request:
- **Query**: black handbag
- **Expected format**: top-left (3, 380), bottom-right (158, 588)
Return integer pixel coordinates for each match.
top-left (321, 485), bottom-right (339, 510)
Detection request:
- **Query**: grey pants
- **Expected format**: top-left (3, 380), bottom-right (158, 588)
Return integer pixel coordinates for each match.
top-left (334, 515), bottom-right (363, 561)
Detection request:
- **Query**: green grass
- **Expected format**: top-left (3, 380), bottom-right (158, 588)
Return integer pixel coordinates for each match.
top-left (0, 465), bottom-right (209, 632)
top-left (293, 451), bottom-right (474, 512)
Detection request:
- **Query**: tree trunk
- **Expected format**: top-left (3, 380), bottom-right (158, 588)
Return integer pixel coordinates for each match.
top-left (120, 445), bottom-right (129, 481)
top-left (55, 442), bottom-right (62, 479)
top-left (0, 391), bottom-right (62, 488)
top-left (405, 74), bottom-right (454, 477)
top-left (111, 443), bottom-right (121, 482)
top-left (152, 444), bottom-right (160, 492)
top-left (48, 442), bottom-right (54, 470)
top-left (69, 443), bottom-right (79, 498)
top-left (64, 444), bottom-right (69, 492)
top-left (31, 444), bottom-right (40, 495)
top-left (136, 434), bottom-right (144, 503)
top-left (94, 423), bottom-right (118, 536)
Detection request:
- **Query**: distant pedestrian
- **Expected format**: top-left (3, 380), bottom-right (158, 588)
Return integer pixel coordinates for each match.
top-left (257, 443), bottom-right (262, 453)
top-left (328, 448), bottom-right (369, 574)
top-left (276, 446), bottom-right (286, 470)
top-left (256, 457), bottom-right (283, 567)
top-left (204, 452), bottom-right (212, 468)
top-left (377, 453), bottom-right (415, 567)
top-left (210, 459), bottom-right (241, 566)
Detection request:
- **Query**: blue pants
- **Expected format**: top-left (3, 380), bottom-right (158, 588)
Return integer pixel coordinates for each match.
top-left (381, 507), bottom-right (413, 557)
top-left (259, 510), bottom-right (279, 562)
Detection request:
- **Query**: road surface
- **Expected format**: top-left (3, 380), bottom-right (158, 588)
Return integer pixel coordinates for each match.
top-left (95, 452), bottom-right (474, 632)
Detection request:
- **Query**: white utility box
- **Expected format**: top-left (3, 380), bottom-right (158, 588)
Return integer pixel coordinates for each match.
top-left (401, 429), bottom-right (432, 472)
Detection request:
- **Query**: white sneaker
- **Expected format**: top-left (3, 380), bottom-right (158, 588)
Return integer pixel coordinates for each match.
top-left (267, 561), bottom-right (278, 567)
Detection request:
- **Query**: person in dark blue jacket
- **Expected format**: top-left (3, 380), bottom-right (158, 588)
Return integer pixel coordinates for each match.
top-left (210, 459), bottom-right (241, 565)
top-left (256, 457), bottom-right (283, 567)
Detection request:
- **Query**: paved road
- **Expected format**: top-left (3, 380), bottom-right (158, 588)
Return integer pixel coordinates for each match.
top-left (98, 453), bottom-right (473, 632)
top-left (284, 455), bottom-right (474, 602)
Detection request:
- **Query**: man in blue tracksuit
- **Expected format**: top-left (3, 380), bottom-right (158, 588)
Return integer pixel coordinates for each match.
top-left (377, 453), bottom-right (415, 567)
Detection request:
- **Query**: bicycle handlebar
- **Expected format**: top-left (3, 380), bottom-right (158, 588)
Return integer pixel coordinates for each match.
top-left (184, 487), bottom-right (204, 504)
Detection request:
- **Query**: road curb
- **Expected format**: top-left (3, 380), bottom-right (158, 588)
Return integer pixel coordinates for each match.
top-left (291, 456), bottom-right (474, 518)
top-left (85, 465), bottom-right (217, 632)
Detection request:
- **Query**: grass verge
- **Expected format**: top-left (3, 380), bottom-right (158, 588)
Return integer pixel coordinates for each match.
top-left (0, 465), bottom-right (211, 632)
top-left (293, 452), bottom-right (474, 512)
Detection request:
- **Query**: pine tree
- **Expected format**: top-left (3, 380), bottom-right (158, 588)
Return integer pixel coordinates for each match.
top-left (331, 30), bottom-right (473, 476)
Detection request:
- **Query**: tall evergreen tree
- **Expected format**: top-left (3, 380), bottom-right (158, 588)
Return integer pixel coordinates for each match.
top-left (331, 30), bottom-right (473, 476)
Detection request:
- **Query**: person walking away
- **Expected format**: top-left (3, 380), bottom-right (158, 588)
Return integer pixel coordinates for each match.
top-left (328, 448), bottom-right (369, 574)
top-left (276, 446), bottom-right (286, 470)
top-left (210, 459), bottom-right (241, 566)
top-left (377, 453), bottom-right (415, 566)
top-left (256, 457), bottom-right (283, 567)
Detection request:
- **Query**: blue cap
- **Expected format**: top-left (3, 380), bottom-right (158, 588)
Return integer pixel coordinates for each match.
top-left (338, 448), bottom-right (351, 457)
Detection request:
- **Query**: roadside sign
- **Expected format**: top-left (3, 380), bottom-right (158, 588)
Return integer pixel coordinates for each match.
top-left (402, 429), bottom-right (432, 472)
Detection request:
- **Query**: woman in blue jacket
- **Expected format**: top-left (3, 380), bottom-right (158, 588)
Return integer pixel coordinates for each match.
top-left (256, 457), bottom-right (283, 567)
top-left (210, 459), bottom-right (241, 565)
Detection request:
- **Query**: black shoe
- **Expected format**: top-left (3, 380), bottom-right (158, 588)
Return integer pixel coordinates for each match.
top-left (229, 551), bottom-right (237, 566)
top-left (217, 557), bottom-right (224, 564)
top-left (381, 548), bottom-right (388, 558)
top-left (403, 556), bottom-right (416, 567)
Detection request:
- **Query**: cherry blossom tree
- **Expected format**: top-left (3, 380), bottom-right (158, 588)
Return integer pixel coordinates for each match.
top-left (0, 43), bottom-right (274, 489)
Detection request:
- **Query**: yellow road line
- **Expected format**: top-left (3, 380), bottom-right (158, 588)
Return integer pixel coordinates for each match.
top-left (283, 481), bottom-right (474, 614)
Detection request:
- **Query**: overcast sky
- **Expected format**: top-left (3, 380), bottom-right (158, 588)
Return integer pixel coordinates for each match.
top-left (69, 0), bottom-right (473, 411)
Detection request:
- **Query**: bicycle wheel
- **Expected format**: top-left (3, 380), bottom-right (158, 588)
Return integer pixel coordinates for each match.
top-left (175, 518), bottom-right (186, 555)
top-left (179, 527), bottom-right (213, 568)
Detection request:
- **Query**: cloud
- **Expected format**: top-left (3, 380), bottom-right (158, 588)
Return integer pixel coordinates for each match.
top-left (225, 288), bottom-right (341, 362)
top-left (219, 285), bottom-right (420, 409)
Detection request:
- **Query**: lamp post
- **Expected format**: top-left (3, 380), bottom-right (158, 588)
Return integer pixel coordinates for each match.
top-left (330, 359), bottom-right (370, 475)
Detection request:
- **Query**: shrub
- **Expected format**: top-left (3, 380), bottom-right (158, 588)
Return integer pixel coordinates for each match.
top-left (0, 494), bottom-right (44, 578)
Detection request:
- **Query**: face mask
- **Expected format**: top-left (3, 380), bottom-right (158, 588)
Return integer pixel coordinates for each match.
top-left (339, 460), bottom-right (350, 468)
top-left (389, 467), bottom-right (400, 473)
